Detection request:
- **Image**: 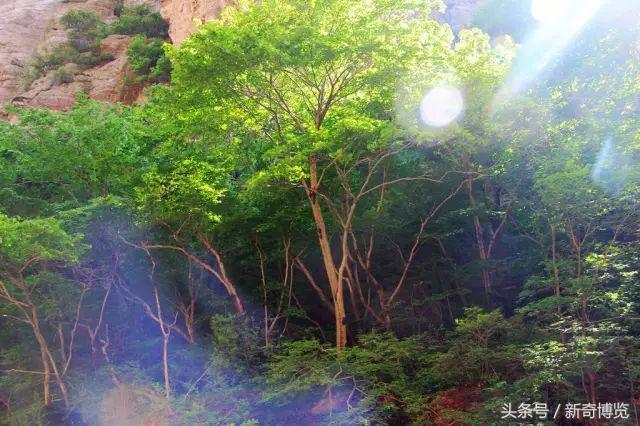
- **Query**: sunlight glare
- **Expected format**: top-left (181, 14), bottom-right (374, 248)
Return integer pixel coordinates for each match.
top-left (420, 86), bottom-right (464, 128)
top-left (531, 0), bottom-right (570, 22)
top-left (491, 0), bottom-right (605, 112)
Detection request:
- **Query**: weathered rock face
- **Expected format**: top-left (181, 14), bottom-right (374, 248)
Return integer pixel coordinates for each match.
top-left (0, 0), bottom-right (131, 107)
top-left (0, 0), bottom-right (231, 109)
top-left (161, 0), bottom-right (233, 45)
top-left (12, 34), bottom-right (137, 110)
top-left (0, 0), bottom-right (65, 105)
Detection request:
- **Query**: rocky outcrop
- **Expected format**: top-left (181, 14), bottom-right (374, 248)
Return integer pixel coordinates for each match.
top-left (161, 0), bottom-right (233, 45)
top-left (0, 0), bottom-right (135, 106)
top-left (0, 0), bottom-right (65, 106)
top-left (86, 35), bottom-right (136, 103)
top-left (0, 0), bottom-right (164, 110)
top-left (12, 75), bottom-right (87, 111)
top-left (0, 0), bottom-right (231, 109)
top-left (12, 35), bottom-right (137, 110)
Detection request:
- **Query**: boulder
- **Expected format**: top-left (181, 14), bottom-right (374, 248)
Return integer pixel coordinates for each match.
top-left (100, 34), bottom-right (132, 56)
top-left (86, 54), bottom-right (131, 103)
top-left (13, 68), bottom-right (89, 110)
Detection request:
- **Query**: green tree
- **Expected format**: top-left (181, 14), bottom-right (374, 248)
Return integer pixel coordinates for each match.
top-left (151, 0), bottom-right (503, 350)
top-left (0, 214), bottom-right (86, 409)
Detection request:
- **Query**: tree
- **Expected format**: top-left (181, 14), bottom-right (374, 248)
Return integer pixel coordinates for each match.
top-left (0, 214), bottom-right (86, 408)
top-left (155, 0), bottom-right (500, 350)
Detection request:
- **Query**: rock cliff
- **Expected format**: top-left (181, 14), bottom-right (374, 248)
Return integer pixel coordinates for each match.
top-left (11, 34), bottom-right (143, 110)
top-left (161, 0), bottom-right (233, 45)
top-left (0, 0), bottom-right (164, 109)
top-left (0, 0), bottom-right (134, 107)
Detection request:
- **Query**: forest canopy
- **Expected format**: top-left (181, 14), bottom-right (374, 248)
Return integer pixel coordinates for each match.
top-left (1, 0), bottom-right (639, 424)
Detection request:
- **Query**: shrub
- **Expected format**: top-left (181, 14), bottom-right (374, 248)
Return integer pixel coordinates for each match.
top-left (51, 67), bottom-right (75, 86)
top-left (73, 51), bottom-right (112, 68)
top-left (126, 35), bottom-right (171, 82)
top-left (19, 45), bottom-right (77, 89)
top-left (149, 54), bottom-right (171, 83)
top-left (429, 308), bottom-right (518, 386)
top-left (60, 9), bottom-right (101, 33)
top-left (210, 314), bottom-right (263, 374)
top-left (139, 12), bottom-right (170, 38)
top-left (114, 0), bottom-right (124, 16)
top-left (263, 333), bottom-right (429, 424)
top-left (60, 10), bottom-right (107, 53)
top-left (32, 46), bottom-right (69, 72)
top-left (111, 5), bottom-right (169, 39)
top-left (127, 35), bottom-right (163, 73)
top-left (119, 4), bottom-right (152, 17)
top-left (21, 4), bottom-right (170, 90)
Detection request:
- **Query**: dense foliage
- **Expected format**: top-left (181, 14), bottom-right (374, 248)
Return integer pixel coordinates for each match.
top-left (2, 0), bottom-right (639, 424)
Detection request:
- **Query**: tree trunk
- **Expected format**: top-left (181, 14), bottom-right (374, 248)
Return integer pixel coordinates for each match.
top-left (305, 156), bottom-right (347, 351)
top-left (551, 224), bottom-right (561, 307)
top-left (162, 334), bottom-right (171, 398)
top-left (28, 301), bottom-right (69, 408)
top-left (39, 340), bottom-right (52, 406)
top-left (200, 236), bottom-right (245, 316)
top-left (463, 155), bottom-right (492, 306)
top-left (567, 224), bottom-right (589, 324)
top-left (588, 371), bottom-right (599, 426)
top-left (550, 224), bottom-right (566, 343)
top-left (34, 328), bottom-right (69, 408)
top-left (334, 285), bottom-right (347, 350)
top-left (344, 269), bottom-right (361, 324)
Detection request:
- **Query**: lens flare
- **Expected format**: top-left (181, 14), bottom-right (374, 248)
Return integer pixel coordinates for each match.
top-left (592, 138), bottom-right (627, 195)
top-left (420, 86), bottom-right (464, 128)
